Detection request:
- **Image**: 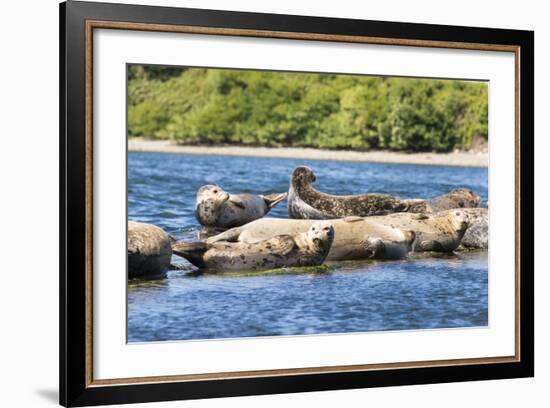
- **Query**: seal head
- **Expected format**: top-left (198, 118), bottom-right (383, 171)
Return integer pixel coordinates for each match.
top-left (304, 221), bottom-right (335, 255)
top-left (293, 166), bottom-right (317, 185)
top-left (456, 208), bottom-right (488, 250)
top-left (195, 185), bottom-right (230, 226)
top-left (452, 209), bottom-right (470, 233)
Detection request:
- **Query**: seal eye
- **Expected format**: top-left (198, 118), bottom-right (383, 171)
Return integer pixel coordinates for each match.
top-left (213, 189), bottom-right (218, 194)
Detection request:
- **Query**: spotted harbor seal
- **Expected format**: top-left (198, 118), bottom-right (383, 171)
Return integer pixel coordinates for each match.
top-left (206, 217), bottom-right (415, 260)
top-left (128, 221), bottom-right (173, 279)
top-left (366, 210), bottom-right (470, 252)
top-left (288, 166), bottom-right (480, 219)
top-left (451, 208), bottom-right (488, 250)
top-left (172, 222), bottom-right (334, 271)
top-left (195, 185), bottom-right (287, 229)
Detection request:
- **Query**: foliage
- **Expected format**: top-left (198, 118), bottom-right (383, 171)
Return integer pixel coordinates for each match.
top-left (127, 65), bottom-right (488, 152)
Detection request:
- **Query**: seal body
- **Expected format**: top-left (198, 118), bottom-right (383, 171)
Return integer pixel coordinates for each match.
top-left (195, 184), bottom-right (287, 229)
top-left (367, 210), bottom-right (470, 252)
top-left (426, 188), bottom-right (481, 212)
top-left (287, 166), bottom-right (480, 219)
top-left (206, 217), bottom-right (415, 261)
top-left (128, 221), bottom-right (172, 279)
top-left (172, 222), bottom-right (334, 271)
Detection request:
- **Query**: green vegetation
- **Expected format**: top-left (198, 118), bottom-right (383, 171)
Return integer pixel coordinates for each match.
top-left (128, 65), bottom-right (488, 152)
top-left (220, 264), bottom-right (331, 277)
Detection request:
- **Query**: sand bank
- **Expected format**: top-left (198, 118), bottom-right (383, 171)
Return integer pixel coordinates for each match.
top-left (128, 138), bottom-right (488, 168)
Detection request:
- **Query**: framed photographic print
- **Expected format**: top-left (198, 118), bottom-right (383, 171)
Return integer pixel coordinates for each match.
top-left (59, 1), bottom-right (534, 406)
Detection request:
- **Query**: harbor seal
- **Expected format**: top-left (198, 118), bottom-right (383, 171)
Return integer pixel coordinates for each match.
top-left (287, 166), bottom-right (480, 219)
top-left (427, 188), bottom-right (481, 212)
top-left (128, 221), bottom-right (173, 279)
top-left (195, 185), bottom-right (287, 229)
top-left (206, 217), bottom-right (415, 260)
top-left (172, 222), bottom-right (334, 271)
top-left (367, 210), bottom-right (470, 252)
top-left (451, 208), bottom-right (488, 250)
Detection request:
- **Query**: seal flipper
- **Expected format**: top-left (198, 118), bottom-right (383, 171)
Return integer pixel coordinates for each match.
top-left (263, 192), bottom-right (288, 209)
top-left (198, 226), bottom-right (227, 240)
top-left (228, 196), bottom-right (246, 209)
top-left (269, 235), bottom-right (297, 256)
top-left (403, 230), bottom-right (417, 252)
top-left (171, 241), bottom-right (208, 268)
top-left (342, 216), bottom-right (363, 223)
top-left (362, 237), bottom-right (386, 259)
top-left (416, 240), bottom-right (445, 252)
top-left (205, 227), bottom-right (243, 244)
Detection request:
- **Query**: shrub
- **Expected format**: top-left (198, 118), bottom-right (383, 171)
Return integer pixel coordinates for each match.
top-left (127, 67), bottom-right (488, 152)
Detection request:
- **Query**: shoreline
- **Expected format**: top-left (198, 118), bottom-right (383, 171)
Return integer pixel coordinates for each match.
top-left (128, 138), bottom-right (488, 168)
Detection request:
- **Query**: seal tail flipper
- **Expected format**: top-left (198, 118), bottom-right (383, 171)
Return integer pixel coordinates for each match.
top-left (363, 237), bottom-right (386, 259)
top-left (263, 192), bottom-right (288, 209)
top-left (403, 230), bottom-right (417, 252)
top-left (416, 240), bottom-right (445, 252)
top-left (171, 241), bottom-right (208, 268)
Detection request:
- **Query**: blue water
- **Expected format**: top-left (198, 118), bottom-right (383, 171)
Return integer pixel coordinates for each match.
top-left (127, 152), bottom-right (488, 342)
